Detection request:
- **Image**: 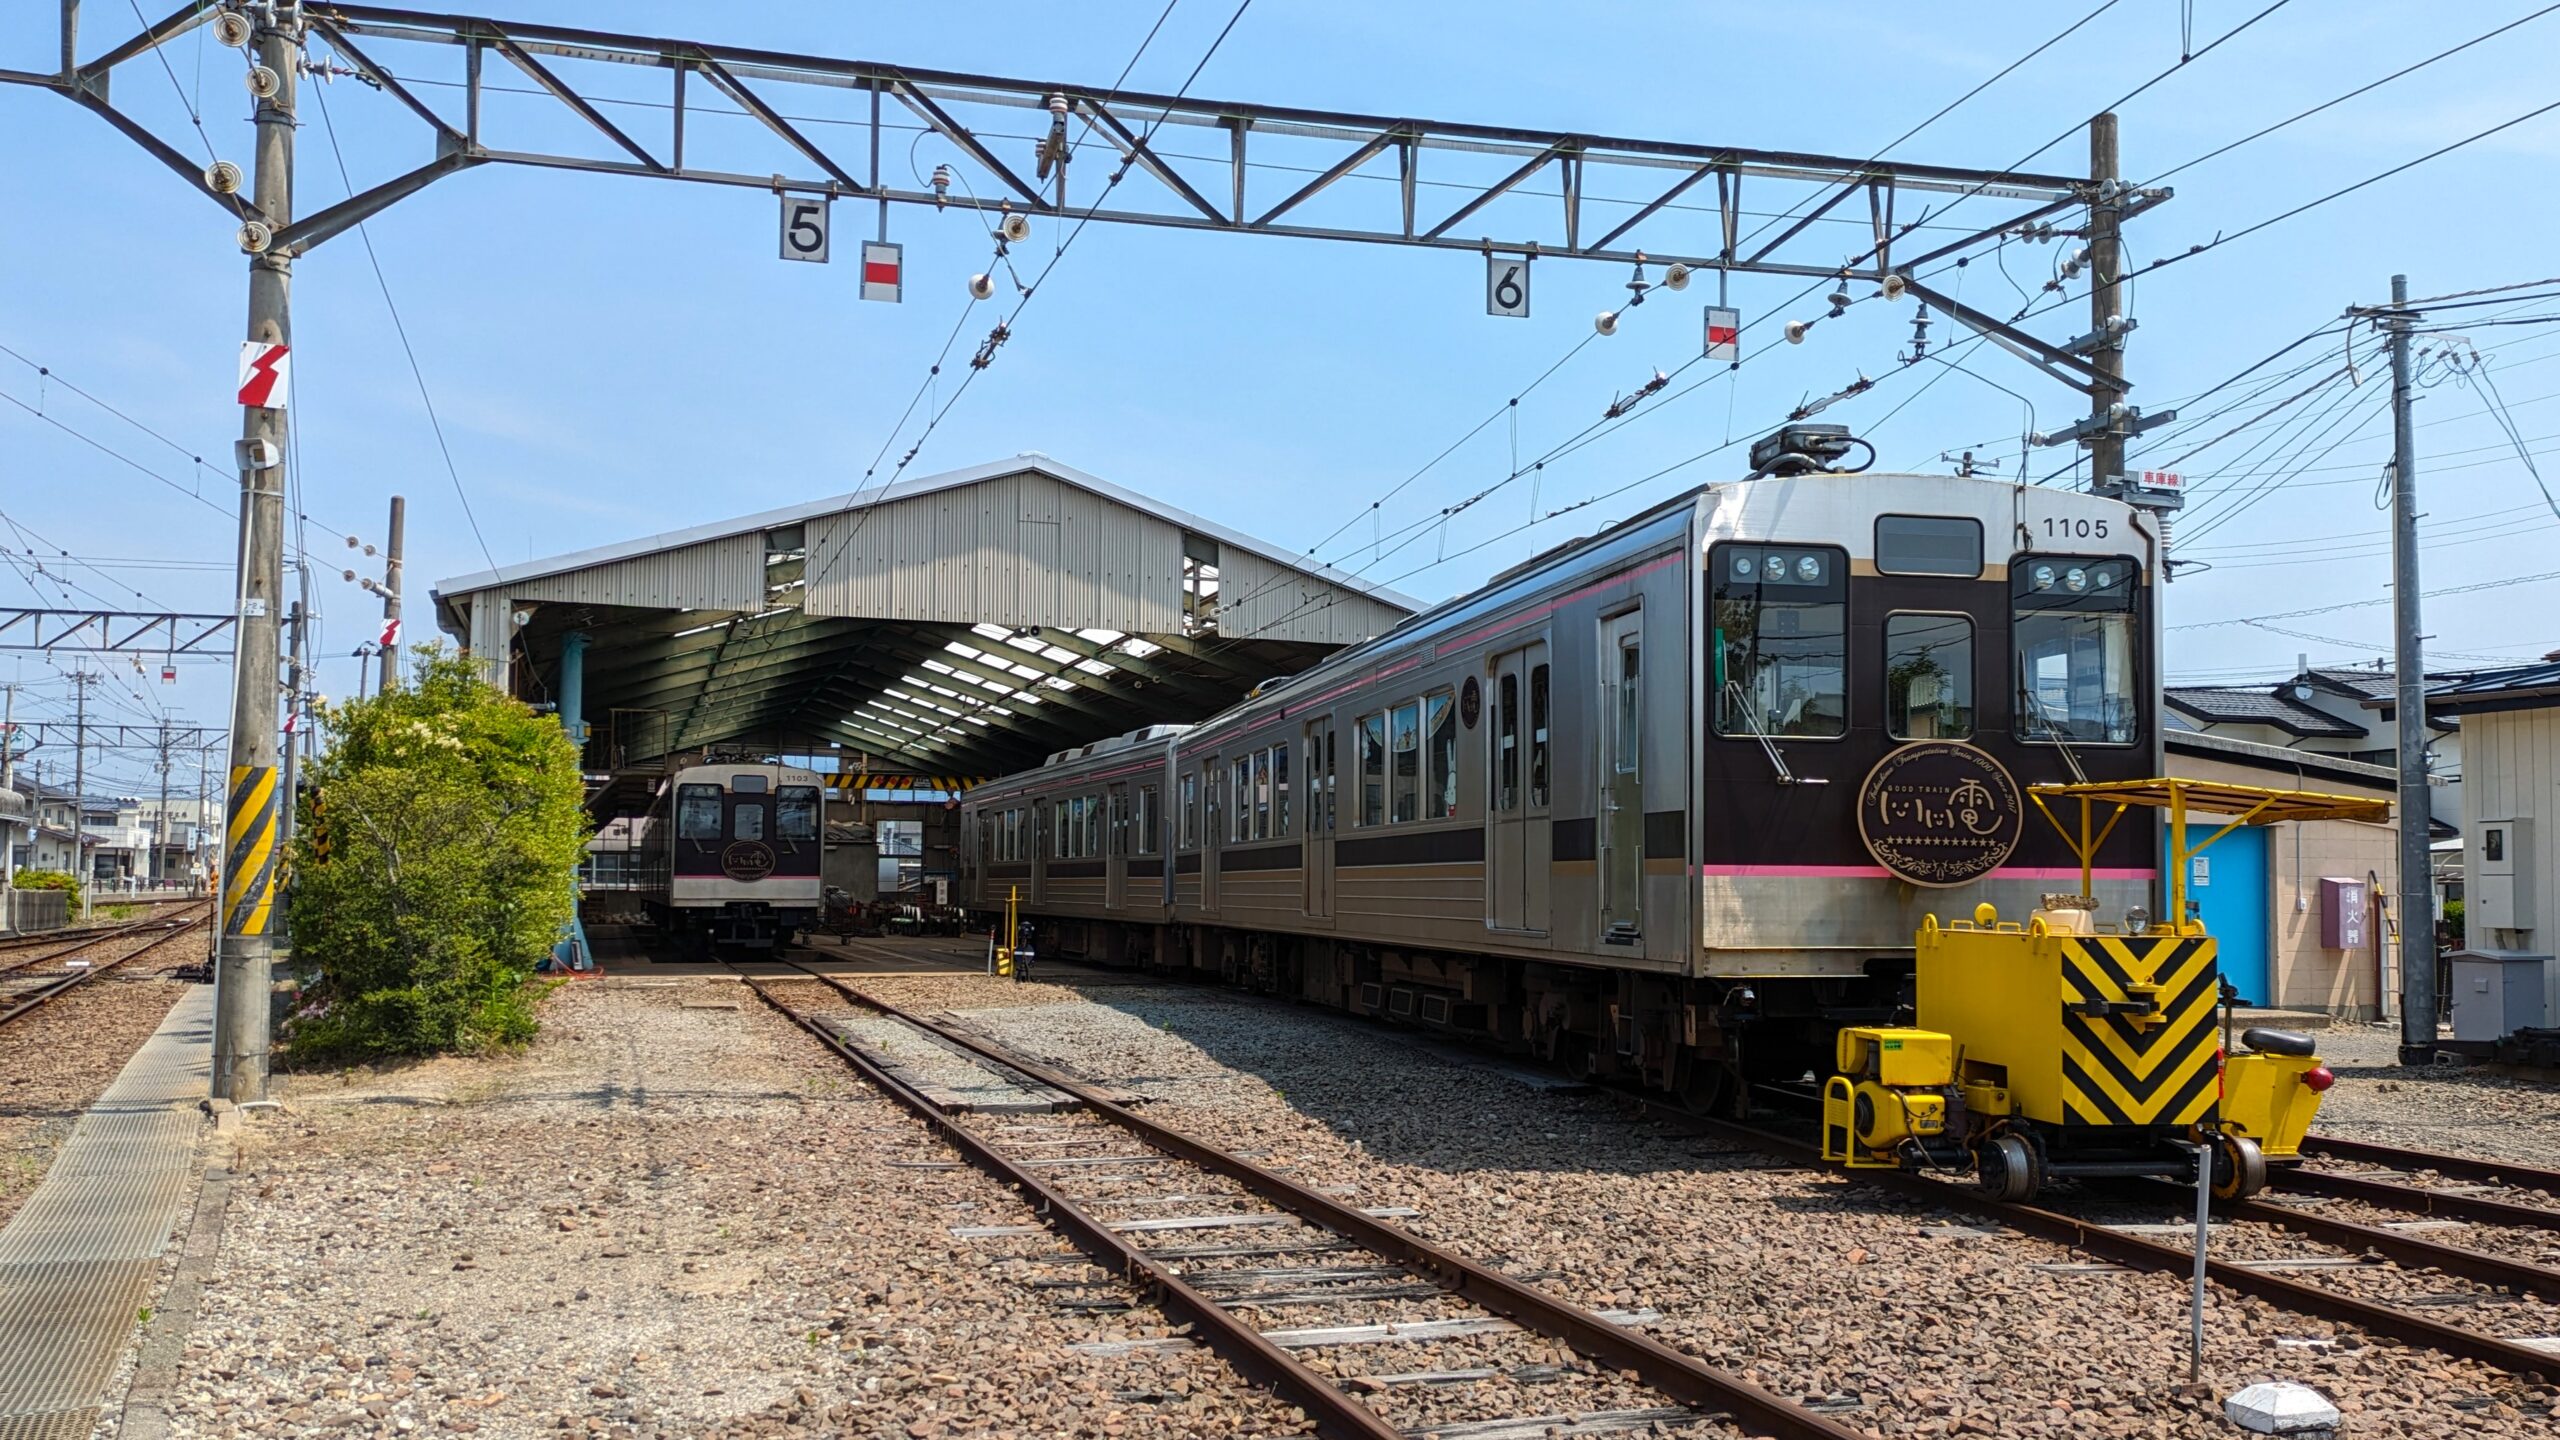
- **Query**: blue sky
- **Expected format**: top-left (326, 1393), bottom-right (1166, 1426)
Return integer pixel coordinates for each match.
top-left (6, 1), bottom-right (2559, 793)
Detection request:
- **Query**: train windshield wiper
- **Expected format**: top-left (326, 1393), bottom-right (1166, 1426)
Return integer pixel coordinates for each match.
top-left (2015, 660), bottom-right (2092, 786)
top-left (1720, 679), bottom-right (1825, 786)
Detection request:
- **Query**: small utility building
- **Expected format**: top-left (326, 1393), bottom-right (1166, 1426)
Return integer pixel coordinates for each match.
top-left (431, 456), bottom-right (1421, 782)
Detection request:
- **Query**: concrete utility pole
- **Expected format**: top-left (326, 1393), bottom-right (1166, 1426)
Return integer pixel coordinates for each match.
top-left (2085, 113), bottom-right (2128, 488)
top-left (2384, 274), bottom-right (2437, 1064)
top-left (2, 682), bottom-right (15, 929)
top-left (379, 495), bottom-right (406, 690)
top-left (154, 722), bottom-right (173, 890)
top-left (69, 669), bottom-right (92, 919)
top-left (214, 8), bottom-right (296, 1102)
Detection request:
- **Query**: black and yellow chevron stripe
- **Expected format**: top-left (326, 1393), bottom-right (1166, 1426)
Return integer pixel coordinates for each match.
top-left (2059, 935), bottom-right (2221, 1128)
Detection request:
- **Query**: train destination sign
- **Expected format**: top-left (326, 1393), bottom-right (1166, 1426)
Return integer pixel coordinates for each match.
top-left (1857, 741), bottom-right (2024, 887)
top-left (722, 840), bottom-right (778, 882)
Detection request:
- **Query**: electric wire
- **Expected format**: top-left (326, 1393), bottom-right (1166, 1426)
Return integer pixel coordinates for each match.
top-left (309, 77), bottom-right (498, 571)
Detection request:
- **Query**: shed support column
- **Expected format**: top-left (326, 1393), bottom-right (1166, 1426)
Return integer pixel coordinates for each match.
top-left (558, 630), bottom-right (589, 761)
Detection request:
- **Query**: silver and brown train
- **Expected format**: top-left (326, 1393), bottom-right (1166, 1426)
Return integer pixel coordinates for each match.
top-left (961, 428), bottom-right (2163, 1119)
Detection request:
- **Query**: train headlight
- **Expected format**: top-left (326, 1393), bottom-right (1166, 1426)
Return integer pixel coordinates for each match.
top-left (2092, 566), bottom-right (2116, 589)
top-left (1732, 554), bottom-right (1755, 580)
top-left (1796, 555), bottom-right (1821, 582)
top-left (1763, 556), bottom-right (1788, 579)
top-left (2064, 567), bottom-right (2089, 592)
top-left (2031, 563), bottom-right (2056, 589)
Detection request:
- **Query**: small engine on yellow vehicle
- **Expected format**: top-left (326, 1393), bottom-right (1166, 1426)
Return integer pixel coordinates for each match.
top-left (1824, 777), bottom-right (2371, 1202)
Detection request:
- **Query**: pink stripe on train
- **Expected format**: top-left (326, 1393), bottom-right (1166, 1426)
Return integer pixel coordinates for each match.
top-left (1695, 864), bottom-right (2159, 880)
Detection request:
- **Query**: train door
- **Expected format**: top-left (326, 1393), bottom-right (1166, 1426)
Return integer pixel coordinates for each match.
top-left (1029, 800), bottom-right (1049, 906)
top-left (725, 775), bottom-right (773, 859)
top-left (1599, 609), bottom-right (1644, 940)
top-left (1303, 717), bottom-right (1335, 920)
top-left (1487, 643), bottom-right (1551, 933)
top-left (1106, 783), bottom-right (1130, 910)
top-left (1198, 758), bottom-right (1222, 915)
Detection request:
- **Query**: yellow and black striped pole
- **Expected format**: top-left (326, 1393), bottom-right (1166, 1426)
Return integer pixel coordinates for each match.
top-left (223, 766), bottom-right (281, 939)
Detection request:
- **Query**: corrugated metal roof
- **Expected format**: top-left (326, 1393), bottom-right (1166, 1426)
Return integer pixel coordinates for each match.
top-left (434, 453), bottom-right (1424, 614)
top-left (430, 457), bottom-right (1422, 781)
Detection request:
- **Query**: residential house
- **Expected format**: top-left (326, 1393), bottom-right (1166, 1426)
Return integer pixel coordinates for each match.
top-left (2426, 661), bottom-right (2560, 968)
top-left (2167, 662), bottom-right (2462, 833)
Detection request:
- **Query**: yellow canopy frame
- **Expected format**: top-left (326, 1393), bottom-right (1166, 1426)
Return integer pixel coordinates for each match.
top-left (2025, 778), bottom-right (2393, 927)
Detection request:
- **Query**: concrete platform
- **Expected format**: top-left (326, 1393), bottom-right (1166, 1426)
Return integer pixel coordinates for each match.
top-left (0, 986), bottom-right (208, 1439)
top-left (2233, 1007), bottom-right (2336, 1033)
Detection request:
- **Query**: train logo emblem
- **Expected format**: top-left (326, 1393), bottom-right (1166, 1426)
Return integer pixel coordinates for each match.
top-left (721, 840), bottom-right (777, 882)
top-left (1856, 742), bottom-right (2022, 887)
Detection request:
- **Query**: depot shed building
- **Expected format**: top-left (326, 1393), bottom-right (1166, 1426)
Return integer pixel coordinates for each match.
top-left (430, 456), bottom-right (1423, 832)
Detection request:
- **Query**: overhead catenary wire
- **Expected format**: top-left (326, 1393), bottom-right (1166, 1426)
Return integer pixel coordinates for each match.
top-left (309, 78), bottom-right (497, 572)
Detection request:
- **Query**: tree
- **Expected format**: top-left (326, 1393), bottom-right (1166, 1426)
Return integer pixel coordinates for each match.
top-left (285, 645), bottom-right (587, 1061)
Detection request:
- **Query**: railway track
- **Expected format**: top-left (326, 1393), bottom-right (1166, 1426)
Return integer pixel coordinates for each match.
top-left (0, 905), bottom-right (209, 970)
top-left (745, 962), bottom-right (1866, 1440)
top-left (2282, 1135), bottom-right (2560, 1232)
top-left (0, 910), bottom-right (212, 1028)
top-left (1598, 1093), bottom-right (2560, 1382)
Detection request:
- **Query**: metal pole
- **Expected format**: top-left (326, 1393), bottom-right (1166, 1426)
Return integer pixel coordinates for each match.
top-left (214, 10), bottom-right (297, 1103)
top-left (280, 600), bottom-right (302, 856)
top-left (378, 495), bottom-right (406, 690)
top-left (2187, 1140), bottom-right (2211, 1383)
top-left (2386, 274), bottom-right (2437, 1065)
top-left (2085, 113), bottom-right (2127, 490)
top-left (58, 0), bottom-right (76, 78)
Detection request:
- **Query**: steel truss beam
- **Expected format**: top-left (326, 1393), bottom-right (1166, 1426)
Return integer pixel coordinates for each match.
top-left (0, 609), bottom-right (236, 655)
top-left (6, 4), bottom-right (2159, 389)
top-left (3, 722), bottom-right (219, 750)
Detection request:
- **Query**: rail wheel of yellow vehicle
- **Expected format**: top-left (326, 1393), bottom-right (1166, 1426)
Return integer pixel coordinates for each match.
top-left (1978, 1134), bottom-right (2042, 1202)
top-left (2210, 1132), bottom-right (2268, 1201)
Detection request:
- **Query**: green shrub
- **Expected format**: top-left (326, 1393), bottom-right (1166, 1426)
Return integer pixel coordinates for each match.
top-left (283, 646), bottom-right (587, 1064)
top-left (15, 868), bottom-right (81, 913)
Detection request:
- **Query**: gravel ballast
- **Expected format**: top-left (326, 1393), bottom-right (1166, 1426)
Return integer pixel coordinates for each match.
top-left (151, 976), bottom-right (1319, 1438)
top-left (861, 967), bottom-right (2560, 1440)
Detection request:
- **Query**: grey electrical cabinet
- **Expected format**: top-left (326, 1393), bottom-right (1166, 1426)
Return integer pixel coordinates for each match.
top-left (2447, 949), bottom-right (2555, 1043)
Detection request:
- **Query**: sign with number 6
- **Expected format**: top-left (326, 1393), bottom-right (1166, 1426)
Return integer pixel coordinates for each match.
top-left (1485, 256), bottom-right (1529, 318)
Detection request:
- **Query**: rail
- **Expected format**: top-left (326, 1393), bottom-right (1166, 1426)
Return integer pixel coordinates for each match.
top-left (0, 911), bottom-right (212, 1028)
top-left (745, 963), bottom-right (1867, 1440)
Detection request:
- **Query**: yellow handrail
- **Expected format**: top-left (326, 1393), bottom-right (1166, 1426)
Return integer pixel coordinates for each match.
top-left (2025, 778), bottom-right (2391, 928)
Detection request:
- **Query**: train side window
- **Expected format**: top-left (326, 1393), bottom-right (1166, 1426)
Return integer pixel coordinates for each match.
top-left (1055, 801), bottom-right (1070, 857)
top-left (1251, 749), bottom-right (1272, 840)
top-left (2012, 555), bottom-right (2140, 745)
top-left (1885, 614), bottom-right (1975, 740)
top-left (1495, 675), bottom-right (1520, 811)
top-left (1231, 759), bottom-right (1251, 842)
top-left (1425, 692), bottom-right (1457, 818)
top-left (1202, 762), bottom-right (1222, 845)
top-left (1711, 543), bottom-right (1849, 739)
top-left (733, 803), bottom-right (766, 841)
top-left (1179, 771), bottom-right (1198, 849)
top-left (1272, 744), bottom-right (1291, 836)
top-left (1875, 515), bottom-right (1984, 577)
top-left (676, 784), bottom-right (722, 841)
top-left (1528, 664), bottom-right (1551, 807)
top-left (777, 786), bottom-right (821, 841)
top-left (1390, 701), bottom-right (1421, 823)
top-left (1358, 713), bottom-right (1387, 826)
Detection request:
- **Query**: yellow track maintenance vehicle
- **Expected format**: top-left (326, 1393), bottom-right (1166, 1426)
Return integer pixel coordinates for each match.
top-left (1824, 779), bottom-right (2381, 1201)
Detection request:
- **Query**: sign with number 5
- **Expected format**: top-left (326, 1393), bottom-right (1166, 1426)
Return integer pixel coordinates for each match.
top-left (778, 195), bottom-right (830, 263)
top-left (1485, 256), bottom-right (1529, 318)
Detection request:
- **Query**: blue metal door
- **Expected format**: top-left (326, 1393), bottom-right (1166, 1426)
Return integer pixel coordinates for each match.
top-left (2173, 823), bottom-right (2271, 1006)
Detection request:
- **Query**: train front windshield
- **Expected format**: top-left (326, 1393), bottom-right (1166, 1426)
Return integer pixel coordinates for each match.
top-left (2012, 556), bottom-right (2139, 745)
